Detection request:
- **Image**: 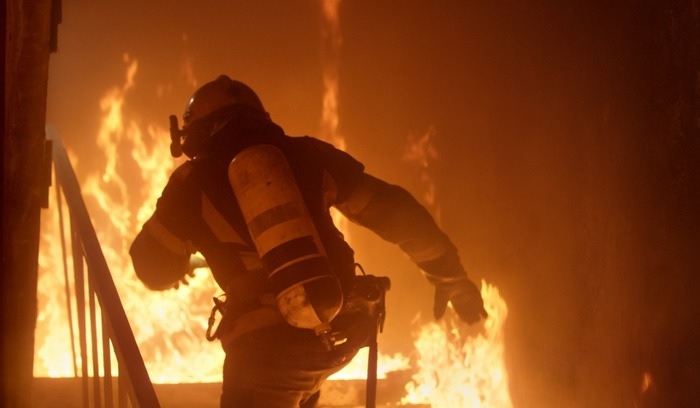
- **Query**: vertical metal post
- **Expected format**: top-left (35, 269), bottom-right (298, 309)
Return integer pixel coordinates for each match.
top-left (366, 327), bottom-right (378, 408)
top-left (118, 374), bottom-right (128, 408)
top-left (88, 275), bottom-right (101, 407)
top-left (72, 217), bottom-right (90, 405)
top-left (364, 275), bottom-right (390, 408)
top-left (103, 310), bottom-right (114, 408)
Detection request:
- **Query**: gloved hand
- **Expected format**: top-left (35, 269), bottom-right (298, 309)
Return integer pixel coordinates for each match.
top-left (433, 277), bottom-right (488, 324)
top-left (173, 256), bottom-right (208, 289)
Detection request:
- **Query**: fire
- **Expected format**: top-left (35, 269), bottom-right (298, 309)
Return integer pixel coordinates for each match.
top-left (400, 127), bottom-right (513, 407)
top-left (36, 54), bottom-right (225, 383)
top-left (318, 0), bottom-right (344, 151)
top-left (318, 0), bottom-right (348, 236)
top-left (329, 348), bottom-right (410, 381)
top-left (36, 170), bottom-right (78, 377)
top-left (403, 282), bottom-right (512, 407)
top-left (641, 371), bottom-right (653, 394)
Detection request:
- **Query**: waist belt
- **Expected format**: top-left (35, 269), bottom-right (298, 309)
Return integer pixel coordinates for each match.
top-left (217, 304), bottom-right (286, 351)
top-left (212, 273), bottom-right (391, 350)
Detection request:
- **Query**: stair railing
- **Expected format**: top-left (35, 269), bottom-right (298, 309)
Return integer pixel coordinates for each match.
top-left (46, 128), bottom-right (160, 408)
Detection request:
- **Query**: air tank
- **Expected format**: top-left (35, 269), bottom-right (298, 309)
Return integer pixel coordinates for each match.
top-left (228, 144), bottom-right (343, 338)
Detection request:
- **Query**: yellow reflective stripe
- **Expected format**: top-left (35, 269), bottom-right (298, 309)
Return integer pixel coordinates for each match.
top-left (144, 218), bottom-right (189, 255)
top-left (335, 174), bottom-right (373, 215)
top-left (420, 271), bottom-right (467, 284)
top-left (406, 240), bottom-right (448, 263)
top-left (201, 193), bottom-right (247, 245)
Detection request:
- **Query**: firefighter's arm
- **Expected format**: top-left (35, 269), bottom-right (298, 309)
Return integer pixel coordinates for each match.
top-left (130, 163), bottom-right (199, 291)
top-left (130, 216), bottom-right (193, 291)
top-left (336, 173), bottom-right (487, 324)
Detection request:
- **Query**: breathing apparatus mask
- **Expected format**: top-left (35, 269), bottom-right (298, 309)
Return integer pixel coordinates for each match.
top-left (169, 105), bottom-right (238, 158)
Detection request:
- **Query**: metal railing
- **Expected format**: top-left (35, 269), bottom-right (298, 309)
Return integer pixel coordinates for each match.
top-left (46, 129), bottom-right (160, 408)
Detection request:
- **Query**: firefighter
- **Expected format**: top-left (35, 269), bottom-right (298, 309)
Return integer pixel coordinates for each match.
top-left (130, 75), bottom-right (487, 408)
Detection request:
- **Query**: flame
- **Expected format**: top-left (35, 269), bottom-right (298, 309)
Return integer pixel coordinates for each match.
top-left (317, 0), bottom-right (350, 237)
top-left (641, 371), bottom-right (652, 394)
top-left (36, 169), bottom-right (78, 377)
top-left (36, 54), bottom-right (224, 383)
top-left (318, 0), bottom-right (344, 151)
top-left (400, 127), bottom-right (513, 406)
top-left (403, 281), bottom-right (512, 407)
top-left (329, 348), bottom-right (410, 381)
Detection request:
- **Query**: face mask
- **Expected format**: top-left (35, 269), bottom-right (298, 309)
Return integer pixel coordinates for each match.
top-left (181, 118), bottom-right (218, 158)
top-left (169, 105), bottom-right (237, 158)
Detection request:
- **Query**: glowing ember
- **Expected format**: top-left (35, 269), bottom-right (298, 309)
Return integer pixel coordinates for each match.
top-left (403, 281), bottom-right (512, 407)
top-left (641, 371), bottom-right (653, 394)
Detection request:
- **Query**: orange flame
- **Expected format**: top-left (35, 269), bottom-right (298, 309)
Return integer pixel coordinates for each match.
top-left (401, 127), bottom-right (513, 406)
top-left (641, 371), bottom-right (652, 394)
top-left (318, 0), bottom-right (344, 151)
top-left (36, 168), bottom-right (78, 377)
top-left (403, 282), bottom-right (513, 407)
top-left (318, 0), bottom-right (349, 235)
top-left (36, 55), bottom-right (224, 383)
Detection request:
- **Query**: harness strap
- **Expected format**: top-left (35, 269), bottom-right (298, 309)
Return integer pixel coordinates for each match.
top-left (217, 306), bottom-right (286, 350)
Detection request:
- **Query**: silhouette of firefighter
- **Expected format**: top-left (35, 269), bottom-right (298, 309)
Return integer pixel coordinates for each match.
top-left (130, 75), bottom-right (487, 407)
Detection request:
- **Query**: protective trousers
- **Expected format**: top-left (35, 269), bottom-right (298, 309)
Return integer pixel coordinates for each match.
top-left (220, 312), bottom-right (373, 408)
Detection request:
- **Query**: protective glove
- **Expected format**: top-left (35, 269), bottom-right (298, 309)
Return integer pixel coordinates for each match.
top-left (172, 255), bottom-right (208, 289)
top-left (433, 277), bottom-right (488, 324)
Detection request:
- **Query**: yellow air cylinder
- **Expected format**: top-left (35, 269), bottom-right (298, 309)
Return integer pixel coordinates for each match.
top-left (228, 144), bottom-right (343, 336)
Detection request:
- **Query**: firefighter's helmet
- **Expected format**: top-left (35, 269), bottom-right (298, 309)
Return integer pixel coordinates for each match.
top-left (183, 75), bottom-right (266, 126)
top-left (170, 75), bottom-right (267, 158)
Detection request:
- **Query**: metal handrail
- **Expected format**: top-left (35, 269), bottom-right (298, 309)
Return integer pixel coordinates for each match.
top-left (47, 129), bottom-right (160, 408)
